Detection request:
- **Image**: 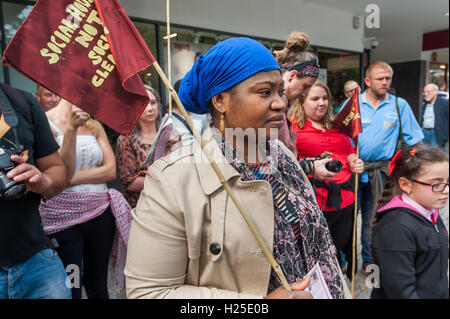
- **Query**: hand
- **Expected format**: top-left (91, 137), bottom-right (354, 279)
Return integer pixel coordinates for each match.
top-left (7, 155), bottom-right (49, 194)
top-left (264, 276), bottom-right (313, 299)
top-left (69, 105), bottom-right (89, 129)
top-left (350, 158), bottom-right (364, 174)
top-left (313, 158), bottom-right (337, 181)
top-left (126, 176), bottom-right (146, 192)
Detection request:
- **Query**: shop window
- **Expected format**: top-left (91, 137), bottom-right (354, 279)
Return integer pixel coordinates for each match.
top-left (318, 49), bottom-right (361, 108)
top-left (157, 26), bottom-right (285, 104)
top-left (133, 21), bottom-right (160, 93)
top-left (1, 2), bottom-right (35, 94)
top-left (160, 27), bottom-right (218, 85)
top-left (428, 61), bottom-right (449, 91)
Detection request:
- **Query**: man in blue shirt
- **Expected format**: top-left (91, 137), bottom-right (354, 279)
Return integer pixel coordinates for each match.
top-left (357, 61), bottom-right (423, 271)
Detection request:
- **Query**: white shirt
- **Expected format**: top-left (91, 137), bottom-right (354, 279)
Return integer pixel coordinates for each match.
top-left (49, 121), bottom-right (108, 193)
top-left (422, 102), bottom-right (435, 129)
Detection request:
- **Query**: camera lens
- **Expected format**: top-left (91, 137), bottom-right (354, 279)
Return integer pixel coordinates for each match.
top-left (3, 183), bottom-right (26, 200)
top-left (0, 171), bottom-right (26, 200)
top-left (325, 160), bottom-right (342, 173)
top-left (0, 171), bottom-right (14, 191)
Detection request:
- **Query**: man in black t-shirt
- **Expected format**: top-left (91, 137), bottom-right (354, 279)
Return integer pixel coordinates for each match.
top-left (0, 83), bottom-right (71, 299)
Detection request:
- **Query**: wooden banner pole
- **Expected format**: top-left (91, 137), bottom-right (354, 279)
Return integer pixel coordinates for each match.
top-left (350, 138), bottom-right (360, 297)
top-left (166, 0), bottom-right (173, 116)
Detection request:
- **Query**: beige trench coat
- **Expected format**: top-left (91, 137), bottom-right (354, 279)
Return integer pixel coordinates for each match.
top-left (125, 128), bottom-right (350, 299)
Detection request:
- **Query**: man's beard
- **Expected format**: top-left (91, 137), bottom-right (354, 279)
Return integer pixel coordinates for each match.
top-left (373, 87), bottom-right (388, 98)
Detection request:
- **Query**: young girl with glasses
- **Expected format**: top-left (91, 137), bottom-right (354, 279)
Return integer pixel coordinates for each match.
top-left (370, 145), bottom-right (449, 299)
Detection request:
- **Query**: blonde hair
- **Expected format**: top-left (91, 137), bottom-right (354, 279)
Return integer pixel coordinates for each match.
top-left (84, 117), bottom-right (99, 136)
top-left (365, 61), bottom-right (393, 78)
top-left (289, 81), bottom-right (334, 129)
top-left (274, 32), bottom-right (316, 71)
top-left (60, 99), bottom-right (99, 136)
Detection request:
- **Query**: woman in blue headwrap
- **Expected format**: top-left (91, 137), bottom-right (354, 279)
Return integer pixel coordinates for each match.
top-left (125, 38), bottom-right (346, 299)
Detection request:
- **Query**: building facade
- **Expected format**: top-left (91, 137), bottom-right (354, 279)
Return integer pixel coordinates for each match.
top-left (0, 0), bottom-right (364, 108)
top-left (1, 0), bottom-right (447, 116)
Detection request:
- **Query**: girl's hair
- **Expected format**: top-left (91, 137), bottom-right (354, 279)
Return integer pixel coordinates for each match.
top-left (273, 31), bottom-right (316, 76)
top-left (370, 145), bottom-right (449, 240)
top-left (288, 80), bottom-right (334, 129)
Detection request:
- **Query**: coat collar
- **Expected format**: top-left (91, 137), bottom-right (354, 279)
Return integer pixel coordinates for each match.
top-left (194, 128), bottom-right (241, 195)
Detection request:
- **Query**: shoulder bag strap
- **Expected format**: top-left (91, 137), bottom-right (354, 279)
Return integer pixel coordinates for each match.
top-left (394, 95), bottom-right (409, 152)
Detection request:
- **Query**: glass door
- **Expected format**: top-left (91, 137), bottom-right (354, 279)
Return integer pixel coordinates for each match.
top-left (1, 2), bottom-right (35, 94)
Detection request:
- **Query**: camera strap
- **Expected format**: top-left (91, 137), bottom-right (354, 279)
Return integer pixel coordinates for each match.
top-left (0, 89), bottom-right (20, 147)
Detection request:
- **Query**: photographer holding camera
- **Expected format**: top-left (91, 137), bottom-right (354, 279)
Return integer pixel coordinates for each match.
top-left (0, 82), bottom-right (70, 299)
top-left (289, 81), bottom-right (364, 280)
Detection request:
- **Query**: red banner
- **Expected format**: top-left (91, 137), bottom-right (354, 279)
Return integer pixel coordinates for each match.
top-left (332, 90), bottom-right (362, 140)
top-left (2, 0), bottom-right (156, 135)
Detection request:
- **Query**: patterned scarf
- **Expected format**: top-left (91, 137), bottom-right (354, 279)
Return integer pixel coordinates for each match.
top-left (210, 125), bottom-right (344, 299)
top-left (282, 57), bottom-right (320, 78)
top-left (39, 189), bottom-right (132, 291)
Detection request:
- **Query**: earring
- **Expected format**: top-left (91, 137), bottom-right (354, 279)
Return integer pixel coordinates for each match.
top-left (220, 113), bottom-right (225, 132)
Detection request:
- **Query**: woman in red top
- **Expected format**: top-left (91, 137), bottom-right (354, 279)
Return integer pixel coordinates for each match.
top-left (289, 81), bottom-right (364, 279)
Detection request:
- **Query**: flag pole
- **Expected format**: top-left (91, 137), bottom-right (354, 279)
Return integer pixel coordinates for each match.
top-left (151, 60), bottom-right (292, 292)
top-left (350, 137), bottom-right (359, 297)
top-left (166, 0), bottom-right (172, 116)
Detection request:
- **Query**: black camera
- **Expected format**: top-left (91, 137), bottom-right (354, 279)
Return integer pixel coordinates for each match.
top-left (0, 146), bottom-right (26, 200)
top-left (325, 160), bottom-right (343, 173)
top-left (313, 152), bottom-right (343, 173)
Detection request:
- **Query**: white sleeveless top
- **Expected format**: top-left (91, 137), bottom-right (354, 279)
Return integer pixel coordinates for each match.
top-left (49, 121), bottom-right (108, 193)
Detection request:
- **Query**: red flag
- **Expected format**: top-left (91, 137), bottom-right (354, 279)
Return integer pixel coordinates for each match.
top-left (2, 0), bottom-right (156, 135)
top-left (332, 90), bottom-right (362, 140)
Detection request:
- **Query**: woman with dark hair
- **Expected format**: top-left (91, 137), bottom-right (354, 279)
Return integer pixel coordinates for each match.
top-left (115, 85), bottom-right (161, 208)
top-left (125, 37), bottom-right (348, 299)
top-left (371, 146), bottom-right (448, 299)
top-left (289, 81), bottom-right (364, 279)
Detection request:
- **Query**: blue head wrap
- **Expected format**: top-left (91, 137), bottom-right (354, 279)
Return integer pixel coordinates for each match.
top-left (178, 37), bottom-right (281, 114)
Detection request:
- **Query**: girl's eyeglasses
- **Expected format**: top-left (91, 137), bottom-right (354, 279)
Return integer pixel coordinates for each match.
top-left (412, 180), bottom-right (450, 193)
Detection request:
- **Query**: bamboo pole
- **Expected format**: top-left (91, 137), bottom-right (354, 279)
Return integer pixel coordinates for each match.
top-left (166, 0), bottom-right (172, 116)
top-left (151, 60), bottom-right (292, 291)
top-left (350, 138), bottom-right (359, 297)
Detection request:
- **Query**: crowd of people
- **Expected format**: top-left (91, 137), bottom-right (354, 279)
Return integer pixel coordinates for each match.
top-left (0, 30), bottom-right (448, 300)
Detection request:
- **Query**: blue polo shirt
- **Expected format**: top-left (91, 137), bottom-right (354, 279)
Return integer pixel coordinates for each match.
top-left (357, 92), bottom-right (423, 183)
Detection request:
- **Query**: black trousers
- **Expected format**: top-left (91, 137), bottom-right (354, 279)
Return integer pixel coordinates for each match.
top-left (323, 204), bottom-right (356, 280)
top-left (49, 207), bottom-right (116, 299)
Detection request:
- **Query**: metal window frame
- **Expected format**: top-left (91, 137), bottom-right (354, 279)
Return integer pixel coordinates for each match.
top-left (0, 0), bottom-right (36, 84)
